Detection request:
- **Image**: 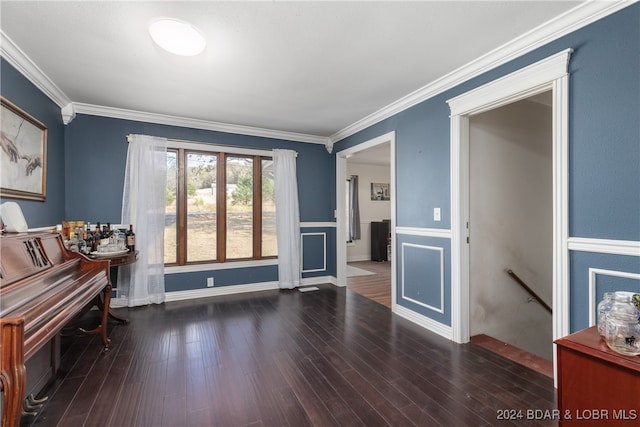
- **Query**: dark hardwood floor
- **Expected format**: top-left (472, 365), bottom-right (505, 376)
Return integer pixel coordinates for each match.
top-left (346, 261), bottom-right (391, 308)
top-left (23, 284), bottom-right (557, 427)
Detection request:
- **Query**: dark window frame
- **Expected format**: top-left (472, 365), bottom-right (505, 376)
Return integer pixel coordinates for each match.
top-left (165, 147), bottom-right (275, 266)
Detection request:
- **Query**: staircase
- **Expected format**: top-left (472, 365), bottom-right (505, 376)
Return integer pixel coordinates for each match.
top-left (470, 334), bottom-right (553, 378)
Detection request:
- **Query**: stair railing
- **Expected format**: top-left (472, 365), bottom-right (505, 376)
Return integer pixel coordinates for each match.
top-left (506, 269), bottom-right (552, 314)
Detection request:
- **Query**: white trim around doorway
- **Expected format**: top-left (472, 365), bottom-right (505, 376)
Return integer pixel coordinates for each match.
top-left (336, 131), bottom-right (396, 307)
top-left (447, 49), bottom-right (573, 357)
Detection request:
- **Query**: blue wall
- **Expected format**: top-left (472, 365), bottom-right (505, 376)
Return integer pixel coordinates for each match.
top-left (334, 4), bottom-right (640, 330)
top-left (64, 114), bottom-right (334, 223)
top-left (0, 60), bottom-right (336, 290)
top-left (2, 4), bottom-right (638, 332)
top-left (63, 114), bottom-right (335, 289)
top-left (1, 58), bottom-right (66, 227)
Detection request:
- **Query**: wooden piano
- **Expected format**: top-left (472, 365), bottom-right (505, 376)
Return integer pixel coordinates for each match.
top-left (0, 231), bottom-right (112, 427)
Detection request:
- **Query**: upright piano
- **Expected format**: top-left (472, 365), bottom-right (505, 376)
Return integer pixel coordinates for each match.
top-left (0, 231), bottom-right (112, 427)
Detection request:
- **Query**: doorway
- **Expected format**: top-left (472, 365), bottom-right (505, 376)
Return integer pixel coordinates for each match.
top-left (468, 93), bottom-right (553, 363)
top-left (448, 50), bottom-right (572, 384)
top-left (336, 132), bottom-right (396, 307)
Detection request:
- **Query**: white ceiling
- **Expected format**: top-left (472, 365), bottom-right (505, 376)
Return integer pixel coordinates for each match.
top-left (1, 1), bottom-right (591, 146)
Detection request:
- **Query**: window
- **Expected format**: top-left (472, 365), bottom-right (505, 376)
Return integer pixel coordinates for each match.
top-left (164, 143), bottom-right (276, 265)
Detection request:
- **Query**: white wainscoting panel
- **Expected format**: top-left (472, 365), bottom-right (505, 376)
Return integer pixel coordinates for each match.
top-left (400, 242), bottom-right (445, 314)
top-left (588, 268), bottom-right (640, 326)
top-left (301, 232), bottom-right (327, 273)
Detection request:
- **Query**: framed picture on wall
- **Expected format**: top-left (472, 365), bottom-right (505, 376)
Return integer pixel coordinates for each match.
top-left (370, 182), bottom-right (390, 201)
top-left (1, 97), bottom-right (47, 201)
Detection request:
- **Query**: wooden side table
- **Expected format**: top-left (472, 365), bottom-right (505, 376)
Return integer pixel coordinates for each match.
top-left (90, 250), bottom-right (138, 324)
top-left (555, 326), bottom-right (640, 425)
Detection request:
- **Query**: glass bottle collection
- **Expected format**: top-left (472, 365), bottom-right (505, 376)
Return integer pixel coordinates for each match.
top-left (597, 291), bottom-right (640, 356)
top-left (65, 221), bottom-right (135, 256)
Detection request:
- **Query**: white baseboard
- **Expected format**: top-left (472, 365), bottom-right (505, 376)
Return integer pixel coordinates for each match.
top-left (394, 304), bottom-right (453, 341)
top-left (347, 255), bottom-right (370, 262)
top-left (165, 275), bottom-right (337, 302)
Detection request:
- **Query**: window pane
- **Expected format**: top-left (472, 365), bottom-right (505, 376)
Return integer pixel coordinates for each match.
top-left (262, 158), bottom-right (277, 257)
top-left (226, 156), bottom-right (253, 259)
top-left (164, 151), bottom-right (178, 264)
top-left (187, 152), bottom-right (217, 262)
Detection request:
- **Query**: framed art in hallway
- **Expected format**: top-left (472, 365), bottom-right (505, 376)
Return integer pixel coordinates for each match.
top-left (0, 97), bottom-right (47, 201)
top-left (370, 182), bottom-right (390, 201)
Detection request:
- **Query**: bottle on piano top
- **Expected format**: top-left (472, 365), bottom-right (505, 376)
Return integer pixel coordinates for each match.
top-left (126, 224), bottom-right (136, 252)
top-left (100, 224), bottom-right (110, 247)
top-left (89, 231), bottom-right (97, 253)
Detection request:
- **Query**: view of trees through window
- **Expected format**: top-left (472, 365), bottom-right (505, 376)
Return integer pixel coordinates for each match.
top-left (164, 147), bottom-right (276, 265)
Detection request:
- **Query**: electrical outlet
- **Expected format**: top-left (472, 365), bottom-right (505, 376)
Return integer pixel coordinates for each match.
top-left (207, 277), bottom-right (214, 287)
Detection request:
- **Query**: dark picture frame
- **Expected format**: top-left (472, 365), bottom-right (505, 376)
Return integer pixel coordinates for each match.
top-left (370, 182), bottom-right (390, 201)
top-left (1, 97), bottom-right (47, 201)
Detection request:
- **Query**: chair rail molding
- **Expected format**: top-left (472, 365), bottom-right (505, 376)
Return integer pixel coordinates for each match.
top-left (568, 237), bottom-right (640, 257)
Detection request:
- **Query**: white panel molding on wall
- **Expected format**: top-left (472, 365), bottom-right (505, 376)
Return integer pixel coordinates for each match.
top-left (400, 242), bottom-right (445, 314)
top-left (301, 232), bottom-right (327, 273)
top-left (588, 268), bottom-right (640, 326)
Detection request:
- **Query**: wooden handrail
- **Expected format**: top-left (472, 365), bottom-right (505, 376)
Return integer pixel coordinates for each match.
top-left (506, 269), bottom-right (552, 314)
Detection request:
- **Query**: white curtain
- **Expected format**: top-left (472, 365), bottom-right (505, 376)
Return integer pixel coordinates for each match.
top-left (273, 149), bottom-right (301, 289)
top-left (116, 134), bottom-right (167, 307)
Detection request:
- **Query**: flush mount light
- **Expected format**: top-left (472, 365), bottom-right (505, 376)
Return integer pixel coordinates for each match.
top-left (149, 18), bottom-right (206, 56)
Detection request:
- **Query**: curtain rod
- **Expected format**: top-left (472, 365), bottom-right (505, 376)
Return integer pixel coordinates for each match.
top-left (125, 134), bottom-right (297, 156)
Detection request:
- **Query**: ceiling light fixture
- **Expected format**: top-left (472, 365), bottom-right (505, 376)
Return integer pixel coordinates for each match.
top-left (149, 18), bottom-right (206, 56)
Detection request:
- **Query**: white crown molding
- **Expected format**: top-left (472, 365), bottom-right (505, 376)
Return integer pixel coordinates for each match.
top-left (0, 30), bottom-right (71, 109)
top-left (73, 102), bottom-right (329, 145)
top-left (447, 48), bottom-right (572, 115)
top-left (0, 29), bottom-right (328, 145)
top-left (3, 1), bottom-right (634, 146)
top-left (61, 103), bottom-right (76, 125)
top-left (330, 0), bottom-right (636, 143)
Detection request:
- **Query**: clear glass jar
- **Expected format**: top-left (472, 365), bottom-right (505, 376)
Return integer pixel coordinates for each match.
top-left (604, 291), bottom-right (640, 356)
top-left (597, 292), bottom-right (614, 336)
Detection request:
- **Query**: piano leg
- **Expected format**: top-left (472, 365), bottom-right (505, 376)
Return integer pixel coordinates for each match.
top-left (1, 318), bottom-right (27, 427)
top-left (77, 283), bottom-right (112, 352)
top-left (93, 292), bottom-right (129, 324)
top-left (107, 309), bottom-right (130, 324)
top-left (99, 283), bottom-right (112, 351)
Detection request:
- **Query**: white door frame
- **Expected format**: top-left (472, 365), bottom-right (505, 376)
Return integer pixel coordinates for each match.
top-left (447, 49), bottom-right (572, 351)
top-left (335, 132), bottom-right (396, 304)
